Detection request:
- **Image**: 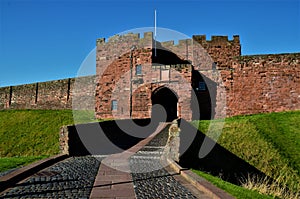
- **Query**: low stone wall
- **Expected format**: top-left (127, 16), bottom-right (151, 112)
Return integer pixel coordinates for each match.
top-left (59, 119), bottom-right (157, 156)
top-left (0, 75), bottom-right (96, 110)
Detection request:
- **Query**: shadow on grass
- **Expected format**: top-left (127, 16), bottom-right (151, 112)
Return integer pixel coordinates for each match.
top-left (178, 119), bottom-right (270, 186)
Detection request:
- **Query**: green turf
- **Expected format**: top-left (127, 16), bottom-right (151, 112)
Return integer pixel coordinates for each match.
top-left (192, 169), bottom-right (274, 199)
top-left (191, 110), bottom-right (300, 194)
top-left (0, 109), bottom-right (106, 172)
top-left (249, 111), bottom-right (300, 174)
top-left (0, 156), bottom-right (47, 172)
top-left (0, 109), bottom-right (75, 157)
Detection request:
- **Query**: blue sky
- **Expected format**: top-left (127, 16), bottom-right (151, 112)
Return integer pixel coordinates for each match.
top-left (0, 0), bottom-right (299, 87)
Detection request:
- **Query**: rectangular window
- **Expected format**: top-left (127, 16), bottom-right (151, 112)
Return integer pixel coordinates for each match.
top-left (212, 62), bottom-right (217, 70)
top-left (136, 65), bottom-right (142, 75)
top-left (161, 70), bottom-right (169, 81)
top-left (198, 82), bottom-right (206, 91)
top-left (111, 100), bottom-right (118, 111)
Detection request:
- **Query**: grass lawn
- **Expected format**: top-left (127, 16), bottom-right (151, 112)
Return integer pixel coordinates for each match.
top-left (0, 109), bottom-right (105, 172)
top-left (0, 156), bottom-right (47, 172)
top-left (0, 109), bottom-right (76, 172)
top-left (0, 109), bottom-right (74, 157)
top-left (191, 110), bottom-right (300, 197)
top-left (192, 169), bottom-right (274, 199)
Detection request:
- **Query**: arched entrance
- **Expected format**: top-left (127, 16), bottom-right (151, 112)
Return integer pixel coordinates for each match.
top-left (151, 87), bottom-right (178, 122)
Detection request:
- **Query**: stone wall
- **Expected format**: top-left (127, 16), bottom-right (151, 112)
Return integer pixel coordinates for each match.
top-left (1, 32), bottom-right (299, 120)
top-left (193, 35), bottom-right (241, 70)
top-left (224, 53), bottom-right (300, 116)
top-left (95, 32), bottom-right (195, 120)
top-left (95, 32), bottom-right (241, 121)
top-left (96, 61), bottom-right (194, 120)
top-left (0, 76), bottom-right (96, 110)
top-left (95, 48), bottom-right (153, 119)
top-left (59, 119), bottom-right (154, 156)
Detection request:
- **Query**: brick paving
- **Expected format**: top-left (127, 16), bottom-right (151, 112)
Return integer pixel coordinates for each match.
top-left (90, 160), bottom-right (136, 199)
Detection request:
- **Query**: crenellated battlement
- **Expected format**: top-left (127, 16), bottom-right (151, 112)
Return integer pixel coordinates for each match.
top-left (160, 39), bottom-right (192, 47)
top-left (97, 31), bottom-right (239, 46)
top-left (96, 32), bottom-right (240, 71)
top-left (96, 31), bottom-right (192, 49)
top-left (193, 35), bottom-right (240, 44)
top-left (96, 32), bottom-right (154, 46)
top-left (159, 34), bottom-right (240, 47)
top-left (96, 31), bottom-right (241, 72)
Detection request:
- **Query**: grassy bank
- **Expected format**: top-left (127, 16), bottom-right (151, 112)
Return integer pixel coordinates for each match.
top-left (192, 111), bottom-right (300, 198)
top-left (0, 109), bottom-right (76, 171)
top-left (0, 109), bottom-right (105, 172)
top-left (192, 169), bottom-right (273, 199)
top-left (0, 156), bottom-right (47, 172)
top-left (0, 109), bottom-right (74, 157)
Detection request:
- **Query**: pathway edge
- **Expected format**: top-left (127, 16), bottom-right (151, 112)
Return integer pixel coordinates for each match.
top-left (0, 154), bottom-right (68, 193)
top-left (165, 158), bottom-right (235, 199)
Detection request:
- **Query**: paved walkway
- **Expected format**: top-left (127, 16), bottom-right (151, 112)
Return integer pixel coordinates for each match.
top-left (0, 156), bottom-right (102, 198)
top-left (0, 123), bottom-right (213, 198)
top-left (90, 122), bottom-right (210, 198)
top-left (89, 122), bottom-right (167, 198)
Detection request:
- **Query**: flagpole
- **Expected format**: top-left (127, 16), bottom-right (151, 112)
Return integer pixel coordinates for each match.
top-left (154, 9), bottom-right (157, 57)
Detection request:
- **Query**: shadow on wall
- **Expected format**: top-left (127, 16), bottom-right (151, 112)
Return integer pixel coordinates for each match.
top-left (178, 119), bottom-right (269, 185)
top-left (191, 70), bottom-right (217, 120)
top-left (67, 119), bottom-right (159, 156)
top-left (152, 47), bottom-right (190, 65)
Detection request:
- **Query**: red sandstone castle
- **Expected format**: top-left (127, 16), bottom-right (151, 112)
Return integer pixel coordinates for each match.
top-left (0, 32), bottom-right (299, 121)
top-left (94, 32), bottom-right (300, 121)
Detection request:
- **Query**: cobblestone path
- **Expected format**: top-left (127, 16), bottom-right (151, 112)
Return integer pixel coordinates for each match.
top-left (130, 148), bottom-right (198, 198)
top-left (129, 126), bottom-right (198, 199)
top-left (0, 156), bottom-right (102, 199)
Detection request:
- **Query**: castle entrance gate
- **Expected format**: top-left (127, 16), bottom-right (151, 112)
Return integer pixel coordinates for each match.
top-left (151, 87), bottom-right (178, 122)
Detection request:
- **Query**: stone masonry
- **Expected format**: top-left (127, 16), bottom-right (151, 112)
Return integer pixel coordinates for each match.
top-left (0, 32), bottom-right (299, 120)
top-left (0, 76), bottom-right (95, 110)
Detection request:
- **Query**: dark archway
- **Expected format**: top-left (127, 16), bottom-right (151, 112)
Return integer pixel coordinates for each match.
top-left (151, 87), bottom-right (178, 122)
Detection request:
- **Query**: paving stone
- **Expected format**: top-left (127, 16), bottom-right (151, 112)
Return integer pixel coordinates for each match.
top-left (0, 156), bottom-right (102, 199)
top-left (129, 129), bottom-right (198, 199)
